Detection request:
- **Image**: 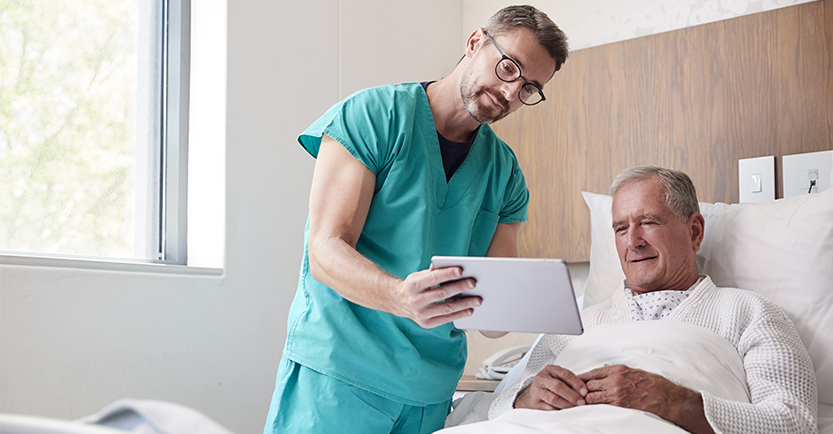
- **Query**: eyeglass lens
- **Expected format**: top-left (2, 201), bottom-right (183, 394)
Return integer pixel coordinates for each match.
top-left (495, 58), bottom-right (543, 105)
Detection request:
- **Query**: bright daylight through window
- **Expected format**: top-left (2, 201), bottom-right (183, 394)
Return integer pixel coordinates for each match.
top-left (0, 0), bottom-right (189, 264)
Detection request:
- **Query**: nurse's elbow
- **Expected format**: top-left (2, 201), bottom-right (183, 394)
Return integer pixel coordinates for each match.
top-left (309, 257), bottom-right (330, 284)
top-left (309, 264), bottom-right (324, 283)
top-left (307, 238), bottom-right (326, 282)
top-left (308, 231), bottom-right (358, 283)
top-left (307, 233), bottom-right (343, 283)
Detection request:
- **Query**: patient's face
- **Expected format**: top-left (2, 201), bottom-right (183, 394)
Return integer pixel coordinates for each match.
top-left (611, 178), bottom-right (703, 294)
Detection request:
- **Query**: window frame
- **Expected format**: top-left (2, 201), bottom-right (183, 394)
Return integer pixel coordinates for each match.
top-left (0, 0), bottom-right (194, 269)
top-left (161, 0), bottom-right (191, 265)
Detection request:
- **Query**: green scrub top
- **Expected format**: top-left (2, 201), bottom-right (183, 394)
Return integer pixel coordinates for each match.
top-left (284, 82), bottom-right (529, 405)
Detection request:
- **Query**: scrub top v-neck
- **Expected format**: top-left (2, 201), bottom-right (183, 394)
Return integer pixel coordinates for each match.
top-left (284, 82), bottom-right (529, 406)
top-left (422, 81), bottom-right (477, 182)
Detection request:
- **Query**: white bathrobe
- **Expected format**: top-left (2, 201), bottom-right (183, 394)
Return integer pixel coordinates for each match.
top-left (489, 276), bottom-right (817, 434)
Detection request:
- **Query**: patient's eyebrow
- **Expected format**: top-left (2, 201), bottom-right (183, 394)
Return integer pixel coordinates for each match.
top-left (612, 214), bottom-right (665, 230)
top-left (638, 214), bottom-right (664, 223)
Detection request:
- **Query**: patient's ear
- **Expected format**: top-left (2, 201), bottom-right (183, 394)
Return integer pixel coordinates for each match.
top-left (689, 212), bottom-right (705, 251)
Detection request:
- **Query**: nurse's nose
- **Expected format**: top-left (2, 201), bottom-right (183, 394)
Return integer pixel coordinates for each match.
top-left (500, 80), bottom-right (523, 103)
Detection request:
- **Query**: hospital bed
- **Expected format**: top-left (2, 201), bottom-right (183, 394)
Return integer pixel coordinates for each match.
top-left (442, 187), bottom-right (833, 433)
top-left (0, 399), bottom-right (234, 434)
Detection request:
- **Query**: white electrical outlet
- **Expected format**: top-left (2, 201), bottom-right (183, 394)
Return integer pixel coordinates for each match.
top-left (782, 151), bottom-right (833, 198)
top-left (739, 156), bottom-right (775, 203)
top-left (808, 169), bottom-right (819, 193)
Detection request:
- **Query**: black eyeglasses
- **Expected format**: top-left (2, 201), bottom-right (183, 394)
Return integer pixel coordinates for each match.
top-left (484, 30), bottom-right (546, 106)
top-left (483, 30), bottom-right (546, 105)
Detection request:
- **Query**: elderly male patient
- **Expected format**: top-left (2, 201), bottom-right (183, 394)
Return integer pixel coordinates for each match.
top-left (488, 166), bottom-right (817, 433)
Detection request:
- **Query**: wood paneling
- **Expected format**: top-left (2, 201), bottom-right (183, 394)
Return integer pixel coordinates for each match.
top-left (493, 0), bottom-right (833, 262)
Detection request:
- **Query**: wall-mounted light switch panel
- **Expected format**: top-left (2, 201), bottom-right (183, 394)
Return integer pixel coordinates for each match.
top-left (782, 150), bottom-right (833, 198)
top-left (739, 156), bottom-right (775, 203)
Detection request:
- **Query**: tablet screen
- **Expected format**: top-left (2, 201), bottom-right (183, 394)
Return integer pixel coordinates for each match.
top-left (431, 256), bottom-right (583, 335)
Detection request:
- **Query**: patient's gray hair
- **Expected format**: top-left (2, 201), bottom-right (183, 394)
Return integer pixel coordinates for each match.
top-left (483, 5), bottom-right (569, 73)
top-left (611, 166), bottom-right (700, 221)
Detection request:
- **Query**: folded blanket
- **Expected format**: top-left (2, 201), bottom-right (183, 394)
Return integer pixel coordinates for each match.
top-left (553, 321), bottom-right (749, 403)
top-left (441, 320), bottom-right (749, 433)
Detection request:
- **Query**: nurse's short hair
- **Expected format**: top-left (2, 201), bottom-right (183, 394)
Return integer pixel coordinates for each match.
top-left (610, 166), bottom-right (700, 221)
top-left (483, 5), bottom-right (569, 73)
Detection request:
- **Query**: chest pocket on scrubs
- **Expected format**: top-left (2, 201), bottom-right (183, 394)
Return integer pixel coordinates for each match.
top-left (468, 209), bottom-right (500, 256)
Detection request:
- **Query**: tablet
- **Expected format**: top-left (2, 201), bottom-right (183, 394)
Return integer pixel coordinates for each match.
top-left (431, 256), bottom-right (584, 335)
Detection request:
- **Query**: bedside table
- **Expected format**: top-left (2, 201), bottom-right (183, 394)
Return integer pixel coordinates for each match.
top-left (456, 375), bottom-right (499, 393)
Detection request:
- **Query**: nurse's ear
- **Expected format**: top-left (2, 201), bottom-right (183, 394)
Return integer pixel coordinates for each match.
top-left (464, 27), bottom-right (488, 59)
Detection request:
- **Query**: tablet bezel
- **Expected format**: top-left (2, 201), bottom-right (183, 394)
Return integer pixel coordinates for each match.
top-left (431, 256), bottom-right (584, 335)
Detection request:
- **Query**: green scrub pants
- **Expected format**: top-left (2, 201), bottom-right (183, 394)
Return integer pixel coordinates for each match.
top-left (264, 357), bottom-right (452, 434)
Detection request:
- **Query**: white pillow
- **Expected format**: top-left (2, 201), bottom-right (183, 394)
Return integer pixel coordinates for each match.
top-left (581, 191), bottom-right (624, 308)
top-left (581, 187), bottom-right (833, 405)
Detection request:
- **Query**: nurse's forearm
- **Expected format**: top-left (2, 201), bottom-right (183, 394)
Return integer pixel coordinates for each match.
top-left (308, 234), bottom-right (401, 312)
top-left (308, 235), bottom-right (481, 328)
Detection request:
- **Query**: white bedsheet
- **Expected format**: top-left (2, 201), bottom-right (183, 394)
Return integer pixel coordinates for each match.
top-left (442, 321), bottom-right (749, 433)
top-left (443, 405), bottom-right (689, 434)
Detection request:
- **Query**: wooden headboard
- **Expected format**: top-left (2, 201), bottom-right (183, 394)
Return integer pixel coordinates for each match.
top-left (492, 0), bottom-right (833, 262)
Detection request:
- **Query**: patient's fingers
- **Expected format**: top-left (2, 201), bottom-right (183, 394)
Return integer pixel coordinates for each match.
top-left (578, 363), bottom-right (623, 381)
top-left (545, 365), bottom-right (589, 399)
top-left (579, 365), bottom-right (676, 411)
top-left (515, 365), bottom-right (587, 411)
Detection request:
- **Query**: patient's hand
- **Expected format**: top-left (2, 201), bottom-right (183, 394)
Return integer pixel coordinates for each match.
top-left (579, 365), bottom-right (715, 434)
top-left (514, 365), bottom-right (588, 411)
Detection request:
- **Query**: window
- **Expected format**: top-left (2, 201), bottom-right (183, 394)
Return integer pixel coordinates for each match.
top-left (0, 0), bottom-right (190, 264)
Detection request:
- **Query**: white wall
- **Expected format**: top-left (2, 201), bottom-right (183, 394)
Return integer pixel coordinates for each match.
top-left (0, 1), bottom-right (461, 433)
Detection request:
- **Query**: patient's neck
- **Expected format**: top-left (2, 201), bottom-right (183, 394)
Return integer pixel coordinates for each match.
top-left (628, 272), bottom-right (702, 295)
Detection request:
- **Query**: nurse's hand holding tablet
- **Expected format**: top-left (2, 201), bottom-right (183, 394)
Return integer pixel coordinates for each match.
top-left (391, 264), bottom-right (481, 329)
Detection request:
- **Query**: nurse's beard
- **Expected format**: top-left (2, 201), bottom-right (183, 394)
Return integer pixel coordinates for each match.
top-left (460, 80), bottom-right (510, 124)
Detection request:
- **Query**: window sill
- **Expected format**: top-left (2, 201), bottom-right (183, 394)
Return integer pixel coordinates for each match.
top-left (0, 254), bottom-right (223, 276)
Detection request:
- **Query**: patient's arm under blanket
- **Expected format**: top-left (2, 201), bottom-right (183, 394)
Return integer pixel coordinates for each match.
top-left (552, 321), bottom-right (750, 404)
top-left (441, 321), bottom-right (750, 434)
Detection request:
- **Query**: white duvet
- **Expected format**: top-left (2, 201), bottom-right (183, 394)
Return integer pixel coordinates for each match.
top-left (441, 321), bottom-right (750, 434)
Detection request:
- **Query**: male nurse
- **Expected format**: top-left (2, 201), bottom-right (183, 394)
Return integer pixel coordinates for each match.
top-left (264, 5), bottom-right (569, 434)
